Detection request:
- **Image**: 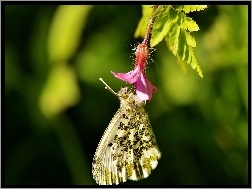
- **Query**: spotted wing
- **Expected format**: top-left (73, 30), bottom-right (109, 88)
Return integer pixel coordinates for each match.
top-left (92, 105), bottom-right (161, 185)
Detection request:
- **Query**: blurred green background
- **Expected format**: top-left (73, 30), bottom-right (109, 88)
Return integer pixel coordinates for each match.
top-left (5, 5), bottom-right (249, 186)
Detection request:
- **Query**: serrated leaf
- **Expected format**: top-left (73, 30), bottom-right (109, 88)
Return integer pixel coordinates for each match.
top-left (175, 5), bottom-right (207, 13)
top-left (150, 6), bottom-right (171, 47)
top-left (184, 31), bottom-right (196, 47)
top-left (165, 28), bottom-right (203, 77)
top-left (177, 29), bottom-right (187, 60)
top-left (150, 5), bottom-right (204, 77)
top-left (189, 47), bottom-right (203, 78)
top-left (184, 5), bottom-right (208, 13)
top-left (134, 5), bottom-right (154, 39)
top-left (167, 23), bottom-right (180, 55)
top-left (181, 14), bottom-right (199, 31)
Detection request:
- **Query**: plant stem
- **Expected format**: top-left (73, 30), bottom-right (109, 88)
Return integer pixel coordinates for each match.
top-left (142, 5), bottom-right (159, 45)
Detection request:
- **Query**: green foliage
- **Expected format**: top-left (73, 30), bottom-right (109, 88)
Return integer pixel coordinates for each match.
top-left (174, 5), bottom-right (207, 13)
top-left (134, 5), bottom-right (154, 38)
top-left (5, 5), bottom-right (248, 186)
top-left (136, 5), bottom-right (207, 78)
top-left (149, 6), bottom-right (172, 47)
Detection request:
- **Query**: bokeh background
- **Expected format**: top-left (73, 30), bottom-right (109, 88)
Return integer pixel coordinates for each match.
top-left (5, 5), bottom-right (249, 186)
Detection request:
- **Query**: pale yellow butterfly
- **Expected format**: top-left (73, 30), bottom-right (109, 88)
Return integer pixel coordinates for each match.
top-left (92, 78), bottom-right (161, 185)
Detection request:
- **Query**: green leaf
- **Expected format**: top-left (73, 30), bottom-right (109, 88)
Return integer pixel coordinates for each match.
top-left (174, 5), bottom-right (207, 13)
top-left (184, 31), bottom-right (196, 47)
top-left (167, 22), bottom-right (180, 55)
top-left (164, 8), bottom-right (204, 77)
top-left (181, 14), bottom-right (199, 31)
top-left (138, 5), bottom-right (206, 77)
top-left (134, 5), bottom-right (154, 39)
top-left (150, 6), bottom-right (173, 47)
top-left (165, 30), bottom-right (203, 77)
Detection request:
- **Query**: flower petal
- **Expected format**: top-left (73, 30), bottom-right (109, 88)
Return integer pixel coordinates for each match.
top-left (134, 72), bottom-right (157, 100)
top-left (111, 67), bottom-right (139, 84)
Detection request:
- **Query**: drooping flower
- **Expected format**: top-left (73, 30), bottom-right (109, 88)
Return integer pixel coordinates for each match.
top-left (111, 43), bottom-right (157, 100)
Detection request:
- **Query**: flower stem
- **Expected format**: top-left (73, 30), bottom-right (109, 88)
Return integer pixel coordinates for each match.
top-left (142, 5), bottom-right (159, 45)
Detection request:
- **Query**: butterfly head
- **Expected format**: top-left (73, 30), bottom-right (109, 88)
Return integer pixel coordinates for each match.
top-left (117, 87), bottom-right (145, 107)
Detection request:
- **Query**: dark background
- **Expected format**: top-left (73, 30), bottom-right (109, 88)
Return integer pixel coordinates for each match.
top-left (4, 5), bottom-right (249, 186)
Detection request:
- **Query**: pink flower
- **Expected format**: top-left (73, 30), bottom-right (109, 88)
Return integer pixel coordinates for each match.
top-left (111, 43), bottom-right (157, 100)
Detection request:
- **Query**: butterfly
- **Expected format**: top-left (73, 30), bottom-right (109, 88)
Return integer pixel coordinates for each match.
top-left (92, 78), bottom-right (161, 185)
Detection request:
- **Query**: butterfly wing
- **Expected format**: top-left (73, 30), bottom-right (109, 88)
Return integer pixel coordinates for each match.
top-left (92, 107), bottom-right (124, 185)
top-left (116, 104), bottom-right (161, 181)
top-left (92, 102), bottom-right (161, 185)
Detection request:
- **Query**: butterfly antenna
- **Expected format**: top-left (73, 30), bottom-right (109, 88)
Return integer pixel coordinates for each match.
top-left (99, 78), bottom-right (117, 96)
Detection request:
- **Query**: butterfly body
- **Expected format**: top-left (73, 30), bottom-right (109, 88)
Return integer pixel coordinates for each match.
top-left (92, 86), bottom-right (161, 185)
